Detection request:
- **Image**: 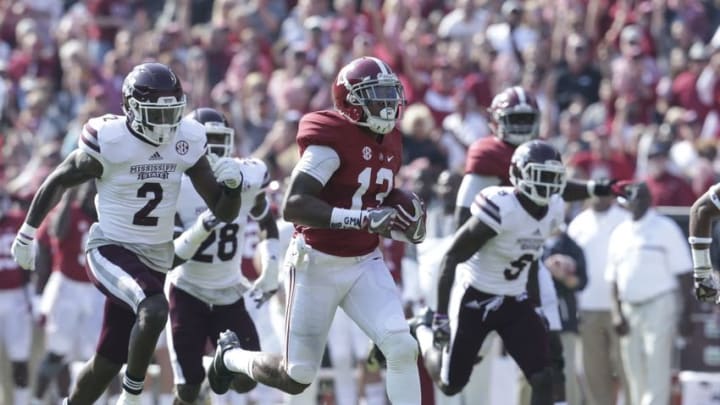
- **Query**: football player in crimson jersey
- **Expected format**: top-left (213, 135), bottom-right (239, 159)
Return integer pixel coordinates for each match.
top-left (31, 183), bottom-right (103, 404)
top-left (209, 56), bottom-right (424, 405)
top-left (416, 140), bottom-right (568, 405)
top-left (166, 108), bottom-right (280, 404)
top-left (10, 62), bottom-right (247, 405)
top-left (0, 191), bottom-right (32, 405)
top-left (455, 86), bottom-right (625, 227)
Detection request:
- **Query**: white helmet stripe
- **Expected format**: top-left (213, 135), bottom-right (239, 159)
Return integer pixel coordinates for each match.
top-left (369, 56), bottom-right (389, 75)
top-left (515, 86), bottom-right (527, 105)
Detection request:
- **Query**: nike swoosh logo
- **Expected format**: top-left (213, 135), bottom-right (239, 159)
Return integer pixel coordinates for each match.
top-left (370, 212), bottom-right (392, 229)
top-left (388, 156), bottom-right (394, 162)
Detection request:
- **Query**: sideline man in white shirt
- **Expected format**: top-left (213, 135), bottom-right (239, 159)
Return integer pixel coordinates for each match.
top-left (567, 196), bottom-right (630, 405)
top-left (605, 183), bottom-right (692, 405)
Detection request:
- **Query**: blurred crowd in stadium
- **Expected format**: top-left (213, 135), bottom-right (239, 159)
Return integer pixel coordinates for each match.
top-left (3, 0), bottom-right (720, 404)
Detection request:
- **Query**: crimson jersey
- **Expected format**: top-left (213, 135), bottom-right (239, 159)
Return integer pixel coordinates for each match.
top-left (464, 136), bottom-right (515, 185)
top-left (37, 203), bottom-right (93, 283)
top-left (0, 210), bottom-right (27, 289)
top-left (295, 110), bottom-right (403, 257)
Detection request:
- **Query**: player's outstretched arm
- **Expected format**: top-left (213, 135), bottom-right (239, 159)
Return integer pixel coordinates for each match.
top-left (186, 155), bottom-right (242, 223)
top-left (11, 150), bottom-right (102, 270)
top-left (283, 171), bottom-right (395, 233)
top-left (436, 217), bottom-right (497, 315)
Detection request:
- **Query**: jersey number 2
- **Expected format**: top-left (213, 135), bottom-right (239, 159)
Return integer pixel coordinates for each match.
top-left (133, 183), bottom-right (163, 226)
top-left (503, 254), bottom-right (534, 280)
top-left (351, 167), bottom-right (393, 209)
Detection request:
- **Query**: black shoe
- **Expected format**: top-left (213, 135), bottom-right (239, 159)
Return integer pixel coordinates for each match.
top-left (208, 330), bottom-right (242, 394)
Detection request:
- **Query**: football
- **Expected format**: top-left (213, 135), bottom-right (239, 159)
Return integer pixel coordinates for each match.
top-left (382, 188), bottom-right (426, 218)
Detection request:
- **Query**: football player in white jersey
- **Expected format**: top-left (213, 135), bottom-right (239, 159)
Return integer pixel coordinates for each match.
top-left (688, 184), bottom-right (720, 303)
top-left (166, 107), bottom-right (280, 404)
top-left (10, 63), bottom-right (247, 405)
top-left (415, 140), bottom-right (568, 405)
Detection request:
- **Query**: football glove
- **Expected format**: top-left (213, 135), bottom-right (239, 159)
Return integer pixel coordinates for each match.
top-left (694, 275), bottom-right (720, 303)
top-left (364, 207), bottom-right (397, 235)
top-left (211, 157), bottom-right (244, 189)
top-left (250, 239), bottom-right (280, 308)
top-left (431, 313), bottom-right (450, 349)
top-left (11, 225), bottom-right (36, 271)
top-left (393, 199), bottom-right (426, 243)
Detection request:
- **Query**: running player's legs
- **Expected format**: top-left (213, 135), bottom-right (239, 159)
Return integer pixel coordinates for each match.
top-left (166, 284), bottom-right (211, 403)
top-left (211, 296), bottom-right (260, 393)
top-left (341, 253), bottom-right (420, 405)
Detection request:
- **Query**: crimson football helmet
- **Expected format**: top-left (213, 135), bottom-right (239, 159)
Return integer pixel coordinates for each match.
top-left (122, 62), bottom-right (186, 145)
top-left (488, 86), bottom-right (539, 145)
top-left (187, 107), bottom-right (234, 158)
top-left (332, 56), bottom-right (406, 135)
top-left (509, 140), bottom-right (566, 206)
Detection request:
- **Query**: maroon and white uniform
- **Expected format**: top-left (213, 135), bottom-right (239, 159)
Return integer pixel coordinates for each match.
top-left (0, 210), bottom-right (31, 361)
top-left (282, 111), bottom-right (411, 386)
top-left (456, 136), bottom-right (515, 210)
top-left (37, 204), bottom-right (104, 359)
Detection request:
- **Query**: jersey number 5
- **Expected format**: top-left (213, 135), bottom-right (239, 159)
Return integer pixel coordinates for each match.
top-left (504, 253), bottom-right (534, 280)
top-left (351, 167), bottom-right (393, 210)
top-left (133, 183), bottom-right (163, 226)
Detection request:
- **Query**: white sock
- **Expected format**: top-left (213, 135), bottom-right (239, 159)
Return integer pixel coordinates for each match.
top-left (415, 325), bottom-right (434, 358)
top-left (14, 387), bottom-right (29, 405)
top-left (223, 348), bottom-right (257, 379)
top-left (363, 382), bottom-right (386, 405)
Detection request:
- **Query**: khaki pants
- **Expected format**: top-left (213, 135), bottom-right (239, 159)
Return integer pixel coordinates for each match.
top-left (620, 292), bottom-right (677, 405)
top-left (579, 310), bottom-right (631, 405)
top-left (560, 332), bottom-right (582, 405)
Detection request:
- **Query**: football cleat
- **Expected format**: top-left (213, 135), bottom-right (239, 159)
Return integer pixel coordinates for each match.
top-left (208, 330), bottom-right (242, 394)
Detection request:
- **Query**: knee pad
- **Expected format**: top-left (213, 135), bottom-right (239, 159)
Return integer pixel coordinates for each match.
top-left (138, 294), bottom-right (169, 327)
top-left (377, 332), bottom-right (418, 369)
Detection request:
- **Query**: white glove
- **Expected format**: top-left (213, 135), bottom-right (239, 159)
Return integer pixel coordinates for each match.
top-left (364, 207), bottom-right (397, 235)
top-left (211, 157), bottom-right (244, 189)
top-left (237, 158), bottom-right (269, 193)
top-left (250, 238), bottom-right (280, 308)
top-left (174, 210), bottom-right (221, 260)
top-left (12, 224), bottom-right (37, 271)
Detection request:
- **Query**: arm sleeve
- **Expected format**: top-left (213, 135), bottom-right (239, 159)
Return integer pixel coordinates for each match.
top-left (292, 145), bottom-right (341, 186)
top-left (456, 174), bottom-right (501, 208)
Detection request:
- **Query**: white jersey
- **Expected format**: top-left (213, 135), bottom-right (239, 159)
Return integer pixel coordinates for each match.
top-left (458, 186), bottom-right (565, 296)
top-left (168, 158), bottom-right (269, 304)
top-left (78, 114), bottom-right (206, 244)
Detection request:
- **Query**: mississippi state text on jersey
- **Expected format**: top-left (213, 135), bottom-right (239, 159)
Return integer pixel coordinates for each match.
top-left (295, 110), bottom-right (403, 257)
top-left (460, 186), bottom-right (565, 296)
top-left (78, 114), bottom-right (207, 244)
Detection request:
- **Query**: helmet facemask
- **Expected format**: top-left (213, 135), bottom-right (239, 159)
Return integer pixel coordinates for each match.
top-left (497, 110), bottom-right (539, 145)
top-left (510, 160), bottom-right (566, 206)
top-left (205, 123), bottom-right (235, 158)
top-left (346, 74), bottom-right (405, 134)
top-left (126, 95), bottom-right (186, 145)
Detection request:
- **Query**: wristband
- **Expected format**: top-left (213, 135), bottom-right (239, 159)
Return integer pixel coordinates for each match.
top-left (689, 236), bottom-right (713, 245)
top-left (692, 248), bottom-right (713, 278)
top-left (586, 180), bottom-right (597, 198)
top-left (330, 208), bottom-right (365, 230)
top-left (18, 223), bottom-right (38, 241)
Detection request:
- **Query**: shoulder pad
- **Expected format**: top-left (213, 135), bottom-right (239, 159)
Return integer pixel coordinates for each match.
top-left (297, 111), bottom-right (347, 149)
